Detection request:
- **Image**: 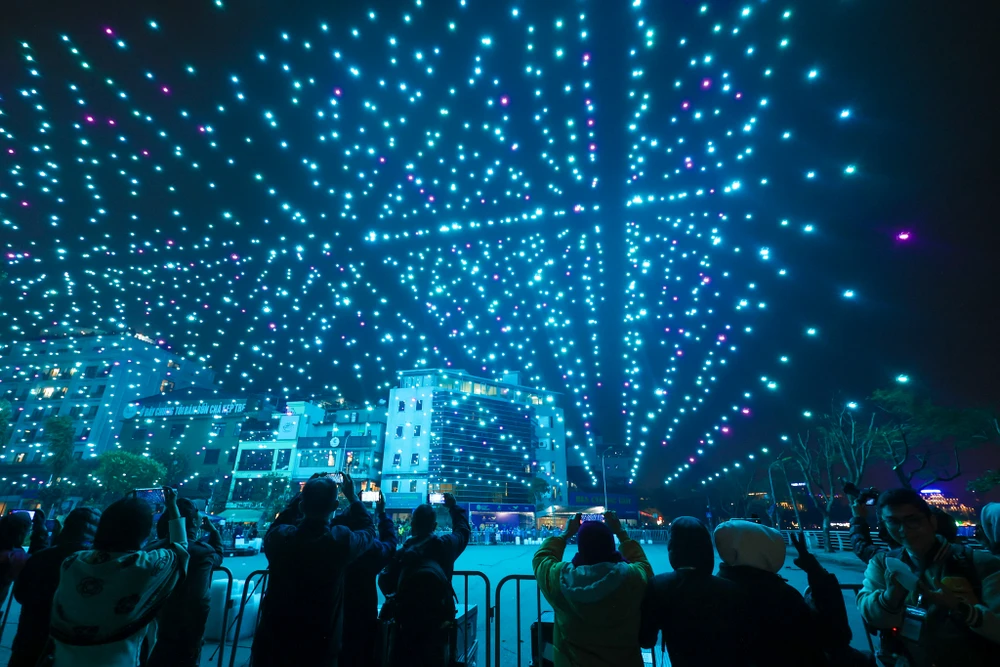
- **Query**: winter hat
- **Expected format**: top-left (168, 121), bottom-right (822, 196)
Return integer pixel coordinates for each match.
top-left (668, 516), bottom-right (714, 574)
top-left (572, 520), bottom-right (624, 566)
top-left (713, 519), bottom-right (786, 574)
top-left (981, 503), bottom-right (1000, 553)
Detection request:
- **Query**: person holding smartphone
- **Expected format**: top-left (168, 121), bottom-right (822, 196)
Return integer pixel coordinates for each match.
top-left (49, 487), bottom-right (189, 667)
top-left (337, 491), bottom-right (398, 667)
top-left (531, 511), bottom-right (652, 667)
top-left (144, 501), bottom-right (224, 667)
top-left (252, 472), bottom-right (376, 667)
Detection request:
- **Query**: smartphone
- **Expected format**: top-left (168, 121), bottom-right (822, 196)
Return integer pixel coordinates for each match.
top-left (330, 472), bottom-right (344, 483)
top-left (581, 513), bottom-right (605, 523)
top-left (134, 488), bottom-right (166, 506)
top-left (865, 497), bottom-right (877, 506)
top-left (361, 490), bottom-right (380, 503)
top-left (11, 509), bottom-right (35, 521)
top-left (428, 492), bottom-right (445, 505)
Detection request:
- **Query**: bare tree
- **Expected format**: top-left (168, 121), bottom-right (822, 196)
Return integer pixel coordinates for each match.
top-left (791, 431), bottom-right (838, 551)
top-left (823, 407), bottom-right (878, 489)
top-left (871, 388), bottom-right (992, 490)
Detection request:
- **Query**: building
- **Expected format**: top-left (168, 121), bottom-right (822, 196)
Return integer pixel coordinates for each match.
top-left (224, 399), bottom-right (387, 524)
top-left (0, 329), bottom-right (214, 509)
top-left (118, 388), bottom-right (256, 504)
top-left (381, 369), bottom-right (567, 524)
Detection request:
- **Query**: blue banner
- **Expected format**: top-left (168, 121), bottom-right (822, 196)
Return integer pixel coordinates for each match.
top-left (468, 503), bottom-right (535, 513)
top-left (569, 492), bottom-right (638, 513)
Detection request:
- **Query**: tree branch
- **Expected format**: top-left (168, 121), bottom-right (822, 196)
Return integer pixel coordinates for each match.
top-left (919, 442), bottom-right (963, 490)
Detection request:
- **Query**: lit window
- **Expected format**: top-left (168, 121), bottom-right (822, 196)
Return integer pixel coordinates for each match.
top-left (397, 401), bottom-right (406, 413)
top-left (392, 453), bottom-right (402, 466)
top-left (391, 481), bottom-right (399, 493)
top-left (395, 426), bottom-right (404, 438)
top-left (409, 480), bottom-right (418, 493)
top-left (415, 400), bottom-right (424, 411)
top-left (413, 425), bottom-right (421, 437)
top-left (410, 453), bottom-right (420, 466)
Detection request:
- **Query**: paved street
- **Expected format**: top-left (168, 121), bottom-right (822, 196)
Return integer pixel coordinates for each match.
top-left (0, 544), bottom-right (871, 667)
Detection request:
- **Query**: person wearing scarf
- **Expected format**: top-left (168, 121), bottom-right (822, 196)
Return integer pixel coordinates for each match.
top-left (49, 487), bottom-right (189, 667)
top-left (639, 517), bottom-right (750, 667)
top-left (532, 511), bottom-right (652, 667)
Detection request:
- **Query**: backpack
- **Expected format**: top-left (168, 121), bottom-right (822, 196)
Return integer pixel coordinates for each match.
top-left (391, 536), bottom-right (457, 628)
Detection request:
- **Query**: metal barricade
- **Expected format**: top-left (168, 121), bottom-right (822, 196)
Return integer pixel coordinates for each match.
top-left (0, 590), bottom-right (14, 646)
top-left (228, 569), bottom-right (270, 667)
top-left (494, 574), bottom-right (543, 667)
top-left (205, 565), bottom-right (234, 667)
top-left (453, 570), bottom-right (492, 667)
top-left (839, 583), bottom-right (877, 655)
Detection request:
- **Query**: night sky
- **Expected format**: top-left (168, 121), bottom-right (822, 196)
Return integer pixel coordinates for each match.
top-left (3, 0), bottom-right (998, 494)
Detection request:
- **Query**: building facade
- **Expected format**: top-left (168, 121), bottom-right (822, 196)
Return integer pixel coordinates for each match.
top-left (225, 400), bottom-right (386, 523)
top-left (118, 389), bottom-right (254, 503)
top-left (0, 330), bottom-right (214, 508)
top-left (381, 369), bottom-right (567, 517)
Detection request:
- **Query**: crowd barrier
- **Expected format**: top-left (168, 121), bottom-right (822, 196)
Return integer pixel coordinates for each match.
top-left (205, 566), bottom-right (234, 667)
top-left (780, 529), bottom-right (888, 553)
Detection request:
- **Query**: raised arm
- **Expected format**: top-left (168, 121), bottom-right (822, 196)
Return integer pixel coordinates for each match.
top-left (606, 511), bottom-right (653, 583)
top-left (163, 487), bottom-right (190, 575)
top-left (336, 472), bottom-right (376, 563)
top-left (28, 509), bottom-right (50, 553)
top-left (533, 513), bottom-right (579, 612)
top-left (439, 493), bottom-right (471, 560)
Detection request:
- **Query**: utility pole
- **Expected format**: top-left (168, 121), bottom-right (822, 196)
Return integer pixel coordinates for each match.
top-left (601, 449), bottom-right (610, 509)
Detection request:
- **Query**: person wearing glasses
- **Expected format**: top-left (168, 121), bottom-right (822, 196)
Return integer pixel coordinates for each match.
top-left (858, 487), bottom-right (1000, 667)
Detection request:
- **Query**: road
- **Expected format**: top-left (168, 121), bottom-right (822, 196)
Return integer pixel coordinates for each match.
top-left (0, 544), bottom-right (871, 667)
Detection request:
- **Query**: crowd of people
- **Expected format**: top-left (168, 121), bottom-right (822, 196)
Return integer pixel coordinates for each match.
top-left (532, 488), bottom-right (1000, 667)
top-left (0, 477), bottom-right (997, 667)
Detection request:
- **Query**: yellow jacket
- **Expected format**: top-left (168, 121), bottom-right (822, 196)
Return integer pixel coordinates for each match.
top-left (532, 535), bottom-right (652, 667)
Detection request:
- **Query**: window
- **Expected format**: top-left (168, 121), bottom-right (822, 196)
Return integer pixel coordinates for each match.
top-left (350, 411), bottom-right (359, 423)
top-left (90, 385), bottom-right (106, 398)
top-left (72, 451), bottom-right (83, 461)
top-left (275, 449), bottom-right (292, 471)
top-left (413, 425), bottom-right (422, 437)
top-left (409, 480), bottom-right (418, 493)
top-left (83, 366), bottom-right (98, 379)
top-left (69, 406), bottom-right (84, 420)
top-left (131, 427), bottom-right (147, 441)
top-left (210, 423), bottom-right (226, 437)
top-left (415, 399), bottom-right (423, 411)
top-left (392, 453), bottom-right (402, 467)
top-left (397, 401), bottom-right (406, 413)
top-left (30, 407), bottom-right (45, 421)
top-left (394, 426), bottom-right (403, 439)
top-left (167, 360), bottom-right (181, 369)
top-left (410, 453), bottom-right (420, 466)
top-left (32, 452), bottom-right (43, 464)
top-left (86, 405), bottom-right (99, 419)
top-left (21, 429), bottom-right (37, 443)
top-left (203, 449), bottom-right (221, 465)
top-left (78, 427), bottom-right (91, 442)
top-left (169, 424), bottom-right (186, 438)
top-left (159, 380), bottom-right (175, 393)
top-left (299, 449), bottom-right (337, 468)
top-left (14, 453), bottom-right (26, 464)
top-left (236, 449), bottom-right (275, 472)
top-left (391, 481), bottom-right (399, 493)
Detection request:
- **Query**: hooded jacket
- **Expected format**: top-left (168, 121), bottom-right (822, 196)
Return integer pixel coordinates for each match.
top-left (982, 503), bottom-right (1000, 555)
top-left (639, 517), bottom-right (750, 667)
top-left (532, 533), bottom-right (652, 667)
top-left (714, 520), bottom-right (829, 667)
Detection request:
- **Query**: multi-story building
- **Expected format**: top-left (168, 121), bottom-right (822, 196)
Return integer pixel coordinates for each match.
top-left (0, 329), bottom-right (214, 508)
top-left (118, 388), bottom-right (257, 503)
top-left (224, 399), bottom-right (386, 524)
top-left (381, 369), bottom-right (567, 522)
